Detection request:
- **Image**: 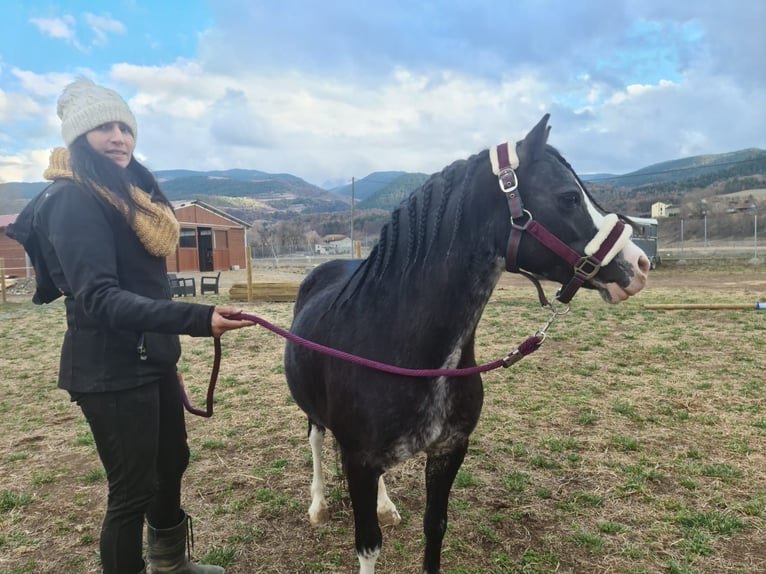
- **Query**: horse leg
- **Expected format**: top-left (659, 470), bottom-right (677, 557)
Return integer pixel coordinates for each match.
top-left (376, 475), bottom-right (401, 526)
top-left (307, 421), bottom-right (330, 526)
top-left (346, 455), bottom-right (383, 574)
top-left (422, 443), bottom-right (468, 574)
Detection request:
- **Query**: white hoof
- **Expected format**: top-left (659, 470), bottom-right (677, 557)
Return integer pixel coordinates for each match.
top-left (308, 500), bottom-right (330, 526)
top-left (377, 505), bottom-right (401, 527)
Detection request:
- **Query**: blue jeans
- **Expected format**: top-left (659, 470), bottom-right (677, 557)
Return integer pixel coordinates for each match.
top-left (74, 371), bottom-right (190, 574)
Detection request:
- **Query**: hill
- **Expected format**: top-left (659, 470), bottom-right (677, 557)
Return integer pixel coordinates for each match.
top-left (593, 148), bottom-right (766, 188)
top-left (330, 171), bottom-right (410, 201)
top-left (357, 172), bottom-right (430, 209)
top-left (1, 149), bottom-right (764, 230)
top-left (581, 173), bottom-right (619, 182)
top-left (0, 181), bottom-right (48, 200)
top-left (586, 148), bottom-right (766, 216)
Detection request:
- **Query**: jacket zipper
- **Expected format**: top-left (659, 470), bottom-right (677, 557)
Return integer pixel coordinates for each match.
top-left (137, 334), bottom-right (147, 361)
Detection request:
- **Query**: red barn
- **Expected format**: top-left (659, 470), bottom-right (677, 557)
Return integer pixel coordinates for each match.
top-left (0, 214), bottom-right (28, 278)
top-left (169, 200), bottom-right (250, 273)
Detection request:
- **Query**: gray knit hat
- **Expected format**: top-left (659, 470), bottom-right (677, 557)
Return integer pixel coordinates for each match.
top-left (57, 77), bottom-right (137, 146)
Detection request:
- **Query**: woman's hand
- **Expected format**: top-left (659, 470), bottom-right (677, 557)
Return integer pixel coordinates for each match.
top-left (210, 306), bottom-right (255, 338)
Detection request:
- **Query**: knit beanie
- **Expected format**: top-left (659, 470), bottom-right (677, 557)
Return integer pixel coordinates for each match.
top-left (57, 77), bottom-right (137, 146)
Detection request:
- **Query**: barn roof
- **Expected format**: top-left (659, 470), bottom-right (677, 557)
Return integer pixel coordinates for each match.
top-left (172, 200), bottom-right (251, 229)
top-left (322, 234), bottom-right (348, 242)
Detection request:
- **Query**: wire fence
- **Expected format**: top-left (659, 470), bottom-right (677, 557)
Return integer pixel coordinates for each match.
top-left (657, 214), bottom-right (763, 263)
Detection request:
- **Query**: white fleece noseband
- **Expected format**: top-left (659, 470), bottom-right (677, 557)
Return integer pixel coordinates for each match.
top-left (584, 213), bottom-right (633, 266)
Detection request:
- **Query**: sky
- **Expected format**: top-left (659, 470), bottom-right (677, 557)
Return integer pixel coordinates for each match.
top-left (1, 0), bottom-right (764, 189)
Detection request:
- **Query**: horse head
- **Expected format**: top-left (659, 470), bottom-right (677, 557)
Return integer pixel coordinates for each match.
top-left (506, 114), bottom-right (649, 303)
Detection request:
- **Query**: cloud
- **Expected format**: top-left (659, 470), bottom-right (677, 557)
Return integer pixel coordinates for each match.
top-left (108, 59), bottom-right (557, 184)
top-left (0, 149), bottom-right (52, 182)
top-left (208, 89), bottom-right (274, 148)
top-left (550, 70), bottom-right (766, 175)
top-left (0, 70), bottom-right (81, 150)
top-left (28, 12), bottom-right (127, 53)
top-left (29, 15), bottom-right (76, 41)
top-left (11, 69), bottom-right (75, 98)
top-left (0, 86), bottom-right (43, 123)
top-left (628, 1), bottom-right (766, 87)
top-left (29, 15), bottom-right (86, 52)
top-left (83, 13), bottom-right (127, 46)
top-left (606, 80), bottom-right (676, 106)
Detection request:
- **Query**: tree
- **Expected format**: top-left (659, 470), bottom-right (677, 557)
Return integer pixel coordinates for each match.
top-left (304, 230), bottom-right (321, 252)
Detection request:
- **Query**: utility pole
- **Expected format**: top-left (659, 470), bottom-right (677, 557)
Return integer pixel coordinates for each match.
top-left (746, 204), bottom-right (760, 264)
top-left (701, 199), bottom-right (708, 247)
top-left (703, 212), bottom-right (707, 247)
top-left (350, 176), bottom-right (355, 258)
top-left (754, 206), bottom-right (759, 263)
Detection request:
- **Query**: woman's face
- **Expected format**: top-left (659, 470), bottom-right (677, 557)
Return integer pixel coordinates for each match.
top-left (85, 122), bottom-right (136, 168)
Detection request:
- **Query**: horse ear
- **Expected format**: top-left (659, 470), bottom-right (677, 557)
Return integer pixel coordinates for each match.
top-left (517, 113), bottom-right (551, 165)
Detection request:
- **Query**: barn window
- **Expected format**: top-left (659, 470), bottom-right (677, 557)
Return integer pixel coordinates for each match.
top-left (214, 229), bottom-right (228, 248)
top-left (179, 228), bottom-right (197, 248)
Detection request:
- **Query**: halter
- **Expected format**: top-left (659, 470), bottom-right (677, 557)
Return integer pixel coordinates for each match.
top-left (490, 142), bottom-right (633, 304)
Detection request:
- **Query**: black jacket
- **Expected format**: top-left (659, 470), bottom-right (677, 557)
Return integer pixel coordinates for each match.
top-left (32, 180), bottom-right (214, 393)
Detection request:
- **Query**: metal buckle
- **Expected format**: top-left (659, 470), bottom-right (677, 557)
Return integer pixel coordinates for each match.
top-left (511, 209), bottom-right (533, 231)
top-left (498, 167), bottom-right (518, 193)
top-left (574, 256), bottom-right (601, 280)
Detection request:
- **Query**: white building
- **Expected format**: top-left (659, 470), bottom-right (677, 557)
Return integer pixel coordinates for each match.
top-left (651, 202), bottom-right (680, 218)
top-left (315, 235), bottom-right (352, 254)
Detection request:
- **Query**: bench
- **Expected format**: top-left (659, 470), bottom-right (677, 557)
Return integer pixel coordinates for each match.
top-left (167, 273), bottom-right (196, 297)
top-left (200, 271), bottom-right (221, 295)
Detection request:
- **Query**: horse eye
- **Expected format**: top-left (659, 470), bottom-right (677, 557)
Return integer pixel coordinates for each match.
top-left (558, 192), bottom-right (581, 210)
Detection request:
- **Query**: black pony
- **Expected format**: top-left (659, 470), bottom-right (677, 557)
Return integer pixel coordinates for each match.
top-left (284, 115), bottom-right (649, 573)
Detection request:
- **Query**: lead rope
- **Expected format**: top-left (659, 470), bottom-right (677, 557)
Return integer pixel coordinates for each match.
top-left (181, 306), bottom-right (564, 417)
top-left (186, 513), bottom-right (194, 562)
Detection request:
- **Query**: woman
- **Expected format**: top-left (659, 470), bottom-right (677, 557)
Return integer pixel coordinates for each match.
top-left (27, 78), bottom-right (252, 574)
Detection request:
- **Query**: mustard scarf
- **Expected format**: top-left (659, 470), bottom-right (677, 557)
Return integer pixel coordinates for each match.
top-left (44, 147), bottom-right (180, 257)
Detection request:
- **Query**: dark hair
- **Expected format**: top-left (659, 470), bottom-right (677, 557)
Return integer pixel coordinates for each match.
top-left (68, 135), bottom-right (173, 222)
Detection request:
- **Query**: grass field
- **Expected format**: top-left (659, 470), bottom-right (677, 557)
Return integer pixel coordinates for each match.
top-left (1, 263), bottom-right (765, 573)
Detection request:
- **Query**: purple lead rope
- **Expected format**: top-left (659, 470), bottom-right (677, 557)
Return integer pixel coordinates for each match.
top-left (181, 311), bottom-right (543, 417)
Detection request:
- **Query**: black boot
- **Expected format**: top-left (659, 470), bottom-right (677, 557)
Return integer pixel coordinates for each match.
top-left (146, 511), bottom-right (224, 573)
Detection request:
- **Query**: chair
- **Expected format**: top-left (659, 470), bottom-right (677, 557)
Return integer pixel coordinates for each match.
top-left (167, 273), bottom-right (196, 297)
top-left (200, 272), bottom-right (221, 295)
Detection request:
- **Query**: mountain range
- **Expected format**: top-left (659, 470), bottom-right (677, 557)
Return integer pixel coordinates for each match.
top-left (1, 148), bottom-right (764, 223)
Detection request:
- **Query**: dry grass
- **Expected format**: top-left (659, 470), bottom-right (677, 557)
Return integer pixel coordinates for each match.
top-left (1, 263), bottom-right (765, 574)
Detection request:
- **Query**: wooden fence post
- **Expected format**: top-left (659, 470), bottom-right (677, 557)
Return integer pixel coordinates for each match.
top-left (1, 257), bottom-right (6, 304)
top-left (644, 303), bottom-right (760, 310)
top-left (246, 246), bottom-right (253, 303)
